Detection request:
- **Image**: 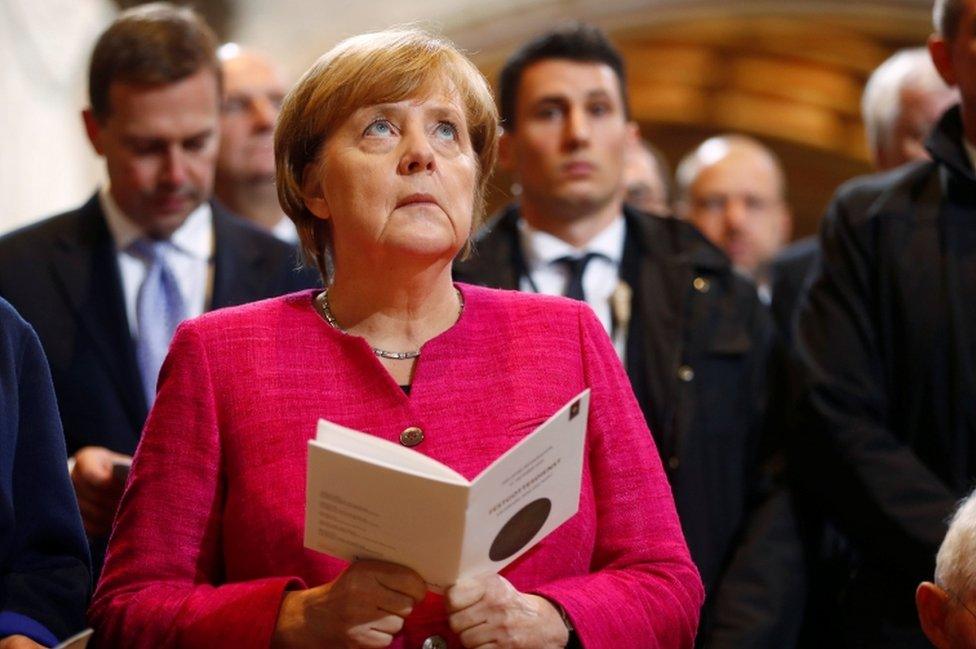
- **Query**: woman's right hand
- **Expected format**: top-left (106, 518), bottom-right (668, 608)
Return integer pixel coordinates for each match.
top-left (272, 560), bottom-right (427, 648)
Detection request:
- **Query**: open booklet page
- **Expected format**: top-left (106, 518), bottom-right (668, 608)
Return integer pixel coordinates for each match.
top-left (305, 389), bottom-right (589, 591)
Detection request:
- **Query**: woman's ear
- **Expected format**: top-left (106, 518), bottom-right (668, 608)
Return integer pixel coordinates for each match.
top-left (301, 161), bottom-right (330, 221)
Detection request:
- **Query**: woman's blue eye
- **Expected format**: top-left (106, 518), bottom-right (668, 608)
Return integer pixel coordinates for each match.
top-left (434, 122), bottom-right (458, 141)
top-left (364, 120), bottom-right (395, 137)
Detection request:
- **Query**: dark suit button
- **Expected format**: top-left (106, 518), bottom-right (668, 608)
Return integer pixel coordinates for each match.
top-left (668, 456), bottom-right (680, 470)
top-left (400, 427), bottom-right (424, 447)
top-left (677, 365), bottom-right (695, 382)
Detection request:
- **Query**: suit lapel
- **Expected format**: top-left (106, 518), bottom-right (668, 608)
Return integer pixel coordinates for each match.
top-left (626, 211), bottom-right (687, 449)
top-left (50, 195), bottom-right (148, 423)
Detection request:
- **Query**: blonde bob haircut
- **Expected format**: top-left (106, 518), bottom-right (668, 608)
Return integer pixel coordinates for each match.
top-left (275, 28), bottom-right (499, 282)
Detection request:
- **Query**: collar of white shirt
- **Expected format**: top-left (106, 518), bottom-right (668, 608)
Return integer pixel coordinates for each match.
top-left (516, 214), bottom-right (626, 347)
top-left (517, 215), bottom-right (625, 274)
top-left (99, 185), bottom-right (213, 261)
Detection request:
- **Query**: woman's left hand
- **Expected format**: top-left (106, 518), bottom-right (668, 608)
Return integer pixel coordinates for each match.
top-left (445, 574), bottom-right (570, 648)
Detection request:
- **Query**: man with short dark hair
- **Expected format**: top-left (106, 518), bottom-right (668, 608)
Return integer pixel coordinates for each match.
top-left (792, 0), bottom-right (976, 645)
top-left (456, 23), bottom-right (803, 646)
top-left (0, 2), bottom-right (317, 567)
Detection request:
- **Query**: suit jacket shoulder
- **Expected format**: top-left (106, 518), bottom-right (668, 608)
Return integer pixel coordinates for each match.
top-left (453, 206), bottom-right (521, 289)
top-left (827, 161), bottom-right (936, 229)
top-left (631, 206), bottom-right (759, 287)
top-left (0, 195), bottom-right (104, 275)
top-left (210, 204), bottom-right (320, 308)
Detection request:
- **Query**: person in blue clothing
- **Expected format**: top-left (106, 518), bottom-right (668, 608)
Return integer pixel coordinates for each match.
top-left (0, 297), bottom-right (90, 648)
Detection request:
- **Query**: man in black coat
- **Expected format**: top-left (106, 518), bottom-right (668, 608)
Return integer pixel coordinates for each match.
top-left (793, 1), bottom-right (976, 644)
top-left (770, 46), bottom-right (958, 344)
top-left (0, 298), bottom-right (90, 648)
top-left (455, 24), bottom-right (803, 647)
top-left (0, 4), bottom-right (317, 565)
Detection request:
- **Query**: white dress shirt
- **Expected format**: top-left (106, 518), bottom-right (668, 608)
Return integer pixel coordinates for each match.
top-left (99, 186), bottom-right (214, 337)
top-left (517, 216), bottom-right (628, 358)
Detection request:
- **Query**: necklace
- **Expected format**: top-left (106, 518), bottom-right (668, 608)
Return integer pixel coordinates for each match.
top-left (316, 288), bottom-right (464, 360)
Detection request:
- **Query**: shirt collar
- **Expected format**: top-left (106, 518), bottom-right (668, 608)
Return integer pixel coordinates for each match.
top-left (100, 185), bottom-right (213, 260)
top-left (517, 214), bottom-right (625, 273)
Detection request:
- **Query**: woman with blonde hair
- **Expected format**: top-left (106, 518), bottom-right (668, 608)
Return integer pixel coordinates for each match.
top-left (89, 28), bottom-right (702, 648)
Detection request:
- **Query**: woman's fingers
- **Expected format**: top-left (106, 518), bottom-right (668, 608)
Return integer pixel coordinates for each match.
top-left (375, 589), bottom-right (419, 618)
top-left (446, 576), bottom-right (487, 612)
top-left (368, 561), bottom-right (427, 603)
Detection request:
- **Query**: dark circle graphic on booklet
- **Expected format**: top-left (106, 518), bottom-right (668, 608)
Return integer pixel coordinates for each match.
top-left (488, 498), bottom-right (552, 562)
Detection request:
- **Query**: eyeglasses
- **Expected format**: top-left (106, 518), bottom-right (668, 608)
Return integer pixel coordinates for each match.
top-left (692, 194), bottom-right (783, 215)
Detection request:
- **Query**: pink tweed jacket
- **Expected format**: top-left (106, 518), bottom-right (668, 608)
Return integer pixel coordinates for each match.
top-left (89, 284), bottom-right (703, 648)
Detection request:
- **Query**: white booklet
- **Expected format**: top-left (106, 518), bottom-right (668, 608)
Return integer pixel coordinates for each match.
top-left (305, 389), bottom-right (589, 591)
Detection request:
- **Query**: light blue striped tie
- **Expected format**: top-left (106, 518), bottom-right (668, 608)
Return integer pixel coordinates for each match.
top-left (131, 238), bottom-right (187, 407)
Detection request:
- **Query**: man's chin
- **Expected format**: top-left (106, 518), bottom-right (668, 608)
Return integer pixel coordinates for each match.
top-left (139, 205), bottom-right (200, 238)
top-left (551, 189), bottom-right (616, 215)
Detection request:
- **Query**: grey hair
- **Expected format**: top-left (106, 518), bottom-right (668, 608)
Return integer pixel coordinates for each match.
top-left (861, 47), bottom-right (951, 159)
top-left (936, 489), bottom-right (976, 598)
top-left (934, 0), bottom-right (966, 40)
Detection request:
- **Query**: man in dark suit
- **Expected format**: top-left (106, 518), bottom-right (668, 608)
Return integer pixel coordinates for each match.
top-left (792, 1), bottom-right (976, 644)
top-left (0, 3), bottom-right (317, 556)
top-left (455, 23), bottom-right (803, 647)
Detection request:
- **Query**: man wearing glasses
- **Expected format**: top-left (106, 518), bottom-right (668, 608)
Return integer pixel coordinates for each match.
top-left (675, 134), bottom-right (792, 304)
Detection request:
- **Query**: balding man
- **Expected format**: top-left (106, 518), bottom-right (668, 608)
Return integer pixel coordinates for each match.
top-left (863, 47), bottom-right (959, 171)
top-left (214, 44), bottom-right (297, 243)
top-left (917, 489), bottom-right (976, 649)
top-left (676, 135), bottom-right (792, 300)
